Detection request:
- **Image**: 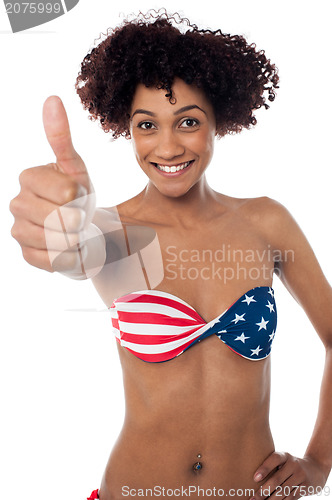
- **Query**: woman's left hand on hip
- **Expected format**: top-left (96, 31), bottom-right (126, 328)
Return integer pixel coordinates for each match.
top-left (250, 451), bottom-right (330, 499)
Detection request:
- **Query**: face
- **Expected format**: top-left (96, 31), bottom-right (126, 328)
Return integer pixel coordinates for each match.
top-left (129, 78), bottom-right (217, 198)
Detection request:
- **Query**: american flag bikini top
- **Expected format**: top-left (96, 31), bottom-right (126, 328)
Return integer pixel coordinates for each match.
top-left (110, 286), bottom-right (277, 363)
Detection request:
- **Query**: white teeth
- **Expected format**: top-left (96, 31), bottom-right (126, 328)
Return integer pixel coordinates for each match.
top-left (155, 161), bottom-right (192, 173)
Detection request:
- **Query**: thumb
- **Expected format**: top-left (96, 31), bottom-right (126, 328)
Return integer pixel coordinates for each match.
top-left (42, 95), bottom-right (91, 192)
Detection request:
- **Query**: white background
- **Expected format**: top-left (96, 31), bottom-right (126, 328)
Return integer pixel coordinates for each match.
top-left (1, 0), bottom-right (331, 499)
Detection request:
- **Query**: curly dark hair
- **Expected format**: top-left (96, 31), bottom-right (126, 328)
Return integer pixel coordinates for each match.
top-left (75, 9), bottom-right (279, 140)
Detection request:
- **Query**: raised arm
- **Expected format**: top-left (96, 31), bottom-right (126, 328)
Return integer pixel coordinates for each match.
top-left (9, 96), bottom-right (106, 279)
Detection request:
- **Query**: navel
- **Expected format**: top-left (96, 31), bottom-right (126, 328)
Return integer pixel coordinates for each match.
top-left (193, 453), bottom-right (203, 471)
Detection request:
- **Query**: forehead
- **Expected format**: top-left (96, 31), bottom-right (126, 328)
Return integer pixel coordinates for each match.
top-left (130, 78), bottom-right (213, 115)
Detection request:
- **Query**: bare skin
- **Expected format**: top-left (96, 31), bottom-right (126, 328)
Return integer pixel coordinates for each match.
top-left (9, 81), bottom-right (332, 499)
top-left (93, 80), bottom-right (332, 499)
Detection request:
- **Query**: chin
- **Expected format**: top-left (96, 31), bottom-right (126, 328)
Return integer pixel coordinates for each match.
top-left (153, 182), bottom-right (194, 199)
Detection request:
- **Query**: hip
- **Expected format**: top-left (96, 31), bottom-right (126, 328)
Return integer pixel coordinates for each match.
top-left (99, 426), bottom-right (275, 500)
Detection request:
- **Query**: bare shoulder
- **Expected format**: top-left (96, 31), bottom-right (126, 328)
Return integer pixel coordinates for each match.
top-left (218, 193), bottom-right (297, 251)
top-left (218, 193), bottom-right (291, 226)
top-left (236, 195), bottom-right (290, 221)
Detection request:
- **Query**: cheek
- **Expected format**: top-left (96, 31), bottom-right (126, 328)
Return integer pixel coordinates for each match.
top-left (132, 135), bottom-right (155, 160)
top-left (188, 131), bottom-right (214, 157)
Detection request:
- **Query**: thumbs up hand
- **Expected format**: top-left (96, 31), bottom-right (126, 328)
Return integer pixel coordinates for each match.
top-left (10, 96), bottom-right (100, 274)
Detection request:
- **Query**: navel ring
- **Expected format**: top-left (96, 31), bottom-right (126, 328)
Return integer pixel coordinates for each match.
top-left (193, 453), bottom-right (203, 471)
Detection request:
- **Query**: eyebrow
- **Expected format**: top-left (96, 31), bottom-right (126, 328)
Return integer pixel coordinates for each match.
top-left (131, 104), bottom-right (207, 119)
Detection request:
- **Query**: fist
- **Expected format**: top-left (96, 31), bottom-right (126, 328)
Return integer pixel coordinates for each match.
top-left (9, 96), bottom-right (96, 272)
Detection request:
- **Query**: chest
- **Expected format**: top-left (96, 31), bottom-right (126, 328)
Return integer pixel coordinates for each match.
top-left (94, 210), bottom-right (276, 321)
top-left (152, 218), bottom-right (274, 321)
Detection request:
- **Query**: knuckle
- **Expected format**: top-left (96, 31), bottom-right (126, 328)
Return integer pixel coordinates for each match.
top-left (18, 167), bottom-right (33, 185)
top-left (9, 196), bottom-right (18, 214)
top-left (18, 170), bottom-right (26, 185)
top-left (63, 183), bottom-right (81, 204)
top-left (10, 223), bottom-right (21, 241)
top-left (21, 246), bottom-right (33, 263)
top-left (45, 162), bottom-right (57, 169)
top-left (62, 208), bottom-right (85, 232)
top-left (9, 195), bottom-right (25, 217)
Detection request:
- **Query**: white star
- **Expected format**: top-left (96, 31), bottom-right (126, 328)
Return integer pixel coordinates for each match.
top-left (231, 313), bottom-right (246, 324)
top-left (242, 294), bottom-right (257, 305)
top-left (265, 301), bottom-right (275, 313)
top-left (250, 345), bottom-right (263, 356)
top-left (268, 288), bottom-right (274, 298)
top-left (235, 333), bottom-right (250, 343)
top-left (256, 317), bottom-right (269, 331)
top-left (269, 330), bottom-right (275, 342)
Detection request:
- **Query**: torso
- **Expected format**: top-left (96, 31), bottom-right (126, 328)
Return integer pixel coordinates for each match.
top-left (93, 190), bottom-right (278, 499)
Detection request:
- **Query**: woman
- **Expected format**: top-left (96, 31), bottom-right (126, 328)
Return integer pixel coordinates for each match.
top-left (9, 10), bottom-right (332, 500)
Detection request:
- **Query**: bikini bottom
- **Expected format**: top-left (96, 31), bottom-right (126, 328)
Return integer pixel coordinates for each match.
top-left (87, 489), bottom-right (99, 499)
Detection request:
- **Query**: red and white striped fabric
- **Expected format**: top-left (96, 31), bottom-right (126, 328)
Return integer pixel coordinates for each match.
top-left (110, 289), bottom-right (219, 363)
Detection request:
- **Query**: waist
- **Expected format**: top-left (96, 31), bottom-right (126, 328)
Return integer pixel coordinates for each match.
top-left (101, 422), bottom-right (275, 499)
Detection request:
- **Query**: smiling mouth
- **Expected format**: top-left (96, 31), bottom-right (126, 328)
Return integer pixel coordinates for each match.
top-left (152, 160), bottom-right (194, 173)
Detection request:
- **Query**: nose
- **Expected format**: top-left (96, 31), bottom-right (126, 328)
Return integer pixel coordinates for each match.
top-left (154, 129), bottom-right (185, 161)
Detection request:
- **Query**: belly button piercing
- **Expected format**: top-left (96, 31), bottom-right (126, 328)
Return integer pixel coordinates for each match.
top-left (193, 453), bottom-right (202, 471)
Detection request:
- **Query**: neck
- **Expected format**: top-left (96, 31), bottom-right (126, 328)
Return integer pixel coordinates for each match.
top-left (136, 175), bottom-right (218, 226)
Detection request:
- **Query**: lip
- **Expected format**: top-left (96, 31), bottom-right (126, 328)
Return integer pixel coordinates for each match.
top-left (151, 160), bottom-right (195, 177)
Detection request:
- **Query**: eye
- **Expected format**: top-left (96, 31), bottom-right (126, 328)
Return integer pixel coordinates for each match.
top-left (137, 121), bottom-right (156, 130)
top-left (180, 118), bottom-right (200, 129)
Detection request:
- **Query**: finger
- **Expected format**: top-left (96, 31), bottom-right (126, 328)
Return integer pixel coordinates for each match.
top-left (42, 96), bottom-right (79, 163)
top-left (19, 165), bottom-right (87, 206)
top-left (11, 218), bottom-right (84, 251)
top-left (251, 467), bottom-right (294, 500)
top-left (21, 243), bottom-right (88, 271)
top-left (44, 205), bottom-right (86, 233)
top-left (10, 191), bottom-right (86, 231)
top-left (21, 246), bottom-right (53, 272)
top-left (42, 96), bottom-right (90, 189)
top-left (50, 242), bottom-right (88, 268)
top-left (277, 477), bottom-right (304, 500)
top-left (44, 227), bottom-right (84, 251)
top-left (254, 452), bottom-right (289, 482)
